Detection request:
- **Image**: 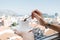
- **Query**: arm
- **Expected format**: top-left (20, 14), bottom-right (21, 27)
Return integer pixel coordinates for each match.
top-left (31, 9), bottom-right (60, 32)
top-left (46, 23), bottom-right (60, 32)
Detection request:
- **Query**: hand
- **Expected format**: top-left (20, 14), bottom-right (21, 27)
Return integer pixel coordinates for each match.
top-left (31, 9), bottom-right (43, 19)
top-left (31, 9), bottom-right (47, 26)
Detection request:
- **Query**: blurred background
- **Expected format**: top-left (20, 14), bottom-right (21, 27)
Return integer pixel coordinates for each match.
top-left (0, 0), bottom-right (60, 16)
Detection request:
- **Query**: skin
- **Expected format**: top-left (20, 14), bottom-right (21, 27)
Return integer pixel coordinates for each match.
top-left (14, 29), bottom-right (34, 40)
top-left (31, 9), bottom-right (60, 32)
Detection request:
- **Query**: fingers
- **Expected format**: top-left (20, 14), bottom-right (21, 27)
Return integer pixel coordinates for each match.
top-left (34, 9), bottom-right (42, 16)
top-left (34, 13), bottom-right (46, 26)
top-left (34, 9), bottom-right (43, 17)
top-left (33, 13), bottom-right (42, 21)
top-left (31, 9), bottom-right (43, 19)
top-left (32, 12), bottom-right (46, 25)
top-left (31, 11), bottom-right (35, 19)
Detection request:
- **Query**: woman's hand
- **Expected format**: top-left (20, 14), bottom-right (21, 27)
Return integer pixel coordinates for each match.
top-left (31, 10), bottom-right (43, 19)
top-left (31, 9), bottom-right (47, 26)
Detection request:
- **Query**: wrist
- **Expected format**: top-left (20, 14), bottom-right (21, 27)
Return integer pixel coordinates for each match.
top-left (44, 23), bottom-right (51, 28)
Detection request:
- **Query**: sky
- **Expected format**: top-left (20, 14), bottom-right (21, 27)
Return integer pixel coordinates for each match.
top-left (0, 0), bottom-right (60, 15)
